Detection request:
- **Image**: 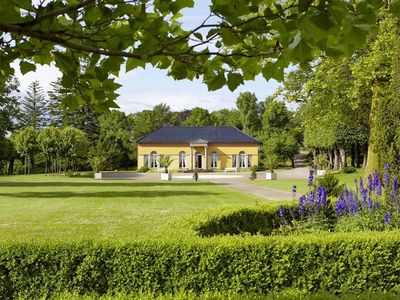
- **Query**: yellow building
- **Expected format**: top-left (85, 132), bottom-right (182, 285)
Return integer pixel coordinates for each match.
top-left (137, 126), bottom-right (259, 171)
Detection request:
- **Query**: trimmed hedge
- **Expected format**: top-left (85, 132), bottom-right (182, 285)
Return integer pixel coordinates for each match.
top-left (194, 205), bottom-right (282, 237)
top-left (2, 232), bottom-right (400, 299)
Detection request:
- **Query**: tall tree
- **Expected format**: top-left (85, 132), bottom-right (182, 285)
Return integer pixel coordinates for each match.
top-left (351, 16), bottom-right (399, 175)
top-left (0, 77), bottom-right (20, 137)
top-left (129, 103), bottom-right (179, 139)
top-left (182, 107), bottom-right (213, 126)
top-left (12, 127), bottom-right (37, 175)
top-left (98, 110), bottom-right (136, 170)
top-left (19, 81), bottom-right (48, 130)
top-left (48, 78), bottom-right (101, 142)
top-left (236, 92), bottom-right (261, 134)
top-left (211, 109), bottom-right (242, 128)
top-left (37, 127), bottom-right (62, 175)
top-left (0, 0), bottom-right (388, 110)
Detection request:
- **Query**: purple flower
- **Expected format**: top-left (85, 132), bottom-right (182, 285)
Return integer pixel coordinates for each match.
top-left (309, 190), bottom-right (315, 204)
top-left (368, 174), bottom-right (374, 191)
top-left (279, 206), bottom-right (284, 218)
top-left (393, 176), bottom-right (399, 209)
top-left (299, 195), bottom-right (306, 215)
top-left (377, 179), bottom-right (382, 197)
top-left (373, 170), bottom-right (380, 191)
top-left (292, 185), bottom-right (297, 198)
top-left (384, 210), bottom-right (393, 225)
top-left (308, 170), bottom-right (314, 187)
top-left (335, 195), bottom-right (346, 217)
top-left (368, 197), bottom-right (373, 210)
top-left (313, 164), bottom-right (318, 170)
top-left (384, 163), bottom-right (390, 186)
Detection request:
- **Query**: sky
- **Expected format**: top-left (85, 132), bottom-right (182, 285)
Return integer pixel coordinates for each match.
top-left (15, 1), bottom-right (281, 114)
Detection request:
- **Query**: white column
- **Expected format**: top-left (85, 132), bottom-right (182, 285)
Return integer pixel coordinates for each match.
top-left (245, 155), bottom-right (248, 168)
top-left (190, 146), bottom-right (193, 170)
top-left (205, 146), bottom-right (208, 170)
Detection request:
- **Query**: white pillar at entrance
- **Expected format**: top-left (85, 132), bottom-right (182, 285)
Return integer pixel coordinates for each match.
top-left (205, 146), bottom-right (208, 170)
top-left (190, 146), bottom-right (193, 170)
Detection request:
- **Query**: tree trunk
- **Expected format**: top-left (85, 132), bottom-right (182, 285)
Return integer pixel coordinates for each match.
top-left (333, 149), bottom-right (339, 170)
top-left (351, 144), bottom-right (356, 168)
top-left (365, 81), bottom-right (382, 176)
top-left (355, 145), bottom-right (360, 168)
top-left (340, 148), bottom-right (347, 170)
top-left (328, 150), bottom-right (333, 170)
top-left (7, 159), bottom-right (14, 175)
top-left (24, 156), bottom-right (27, 176)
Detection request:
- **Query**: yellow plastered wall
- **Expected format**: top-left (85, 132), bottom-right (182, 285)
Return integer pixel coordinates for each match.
top-left (137, 143), bottom-right (259, 170)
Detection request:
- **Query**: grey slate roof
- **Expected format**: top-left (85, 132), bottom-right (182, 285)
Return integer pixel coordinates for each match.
top-left (137, 126), bottom-right (259, 144)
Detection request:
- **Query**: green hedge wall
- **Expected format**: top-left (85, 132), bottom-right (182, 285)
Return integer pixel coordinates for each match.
top-left (2, 232), bottom-right (400, 299)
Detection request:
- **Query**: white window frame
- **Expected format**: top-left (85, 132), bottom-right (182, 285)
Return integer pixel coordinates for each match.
top-left (232, 154), bottom-right (237, 168)
top-left (239, 151), bottom-right (246, 168)
top-left (149, 151), bottom-right (158, 169)
top-left (179, 151), bottom-right (186, 168)
top-left (211, 152), bottom-right (218, 169)
top-left (247, 154), bottom-right (252, 168)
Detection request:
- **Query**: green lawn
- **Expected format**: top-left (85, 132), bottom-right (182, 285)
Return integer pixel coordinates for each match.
top-left (0, 175), bottom-right (260, 242)
top-left (252, 169), bottom-right (365, 196)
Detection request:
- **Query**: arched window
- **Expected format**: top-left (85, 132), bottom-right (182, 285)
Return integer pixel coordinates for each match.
top-left (211, 152), bottom-right (218, 169)
top-left (239, 151), bottom-right (246, 168)
top-left (247, 155), bottom-right (252, 167)
top-left (179, 151), bottom-right (186, 168)
top-left (149, 151), bottom-right (158, 168)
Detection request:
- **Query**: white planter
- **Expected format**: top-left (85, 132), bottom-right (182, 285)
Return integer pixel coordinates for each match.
top-left (317, 170), bottom-right (326, 177)
top-left (161, 173), bottom-right (172, 181)
top-left (265, 172), bottom-right (277, 180)
top-left (94, 172), bottom-right (102, 179)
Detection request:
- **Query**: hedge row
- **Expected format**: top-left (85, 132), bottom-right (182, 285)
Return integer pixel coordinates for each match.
top-left (2, 231), bottom-right (400, 299)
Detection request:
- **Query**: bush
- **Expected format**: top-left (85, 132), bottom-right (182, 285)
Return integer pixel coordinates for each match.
top-left (316, 173), bottom-right (344, 197)
top-left (342, 166), bottom-right (357, 173)
top-left (3, 232), bottom-right (400, 298)
top-left (249, 166), bottom-right (257, 180)
top-left (138, 166), bottom-right (149, 173)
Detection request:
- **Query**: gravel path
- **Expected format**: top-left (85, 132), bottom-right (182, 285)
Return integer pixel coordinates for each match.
top-left (97, 168), bottom-right (309, 201)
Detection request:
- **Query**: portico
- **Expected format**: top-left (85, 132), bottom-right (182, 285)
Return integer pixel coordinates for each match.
top-left (189, 139), bottom-right (208, 170)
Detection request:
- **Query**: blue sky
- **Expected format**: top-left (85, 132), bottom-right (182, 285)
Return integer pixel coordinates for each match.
top-left (15, 1), bottom-right (281, 113)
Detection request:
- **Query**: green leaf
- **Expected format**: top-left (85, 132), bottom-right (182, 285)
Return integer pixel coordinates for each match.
top-left (19, 61), bottom-right (36, 75)
top-left (227, 73), bottom-right (244, 91)
top-left (95, 67), bottom-right (108, 82)
top-left (126, 57), bottom-right (146, 72)
top-left (262, 62), bottom-right (284, 81)
top-left (53, 52), bottom-right (76, 72)
top-left (206, 72), bottom-right (226, 91)
top-left (220, 28), bottom-right (240, 46)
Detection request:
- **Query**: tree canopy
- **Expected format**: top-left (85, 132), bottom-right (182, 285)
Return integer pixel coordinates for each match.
top-left (0, 0), bottom-right (397, 110)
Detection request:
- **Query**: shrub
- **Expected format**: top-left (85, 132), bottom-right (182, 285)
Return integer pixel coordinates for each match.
top-left (3, 233), bottom-right (400, 298)
top-left (342, 166), bottom-right (357, 174)
top-left (316, 173), bottom-right (344, 197)
top-left (249, 166), bottom-right (257, 180)
top-left (138, 166), bottom-right (149, 173)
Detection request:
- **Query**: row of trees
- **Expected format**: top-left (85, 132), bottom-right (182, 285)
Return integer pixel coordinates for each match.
top-left (271, 15), bottom-right (400, 176)
top-left (0, 75), bottom-right (300, 174)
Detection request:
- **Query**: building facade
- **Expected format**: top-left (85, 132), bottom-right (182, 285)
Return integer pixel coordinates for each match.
top-left (137, 126), bottom-right (259, 171)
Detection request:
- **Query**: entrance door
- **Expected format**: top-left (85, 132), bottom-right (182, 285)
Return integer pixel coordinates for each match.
top-left (195, 153), bottom-right (202, 169)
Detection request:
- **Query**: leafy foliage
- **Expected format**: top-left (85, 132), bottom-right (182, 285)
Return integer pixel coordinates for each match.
top-left (0, 0), bottom-right (389, 110)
